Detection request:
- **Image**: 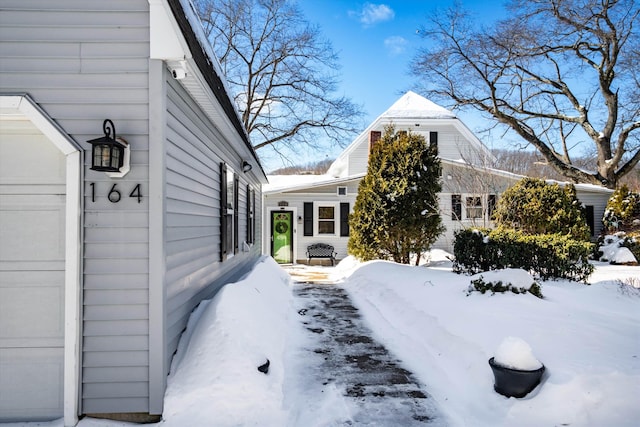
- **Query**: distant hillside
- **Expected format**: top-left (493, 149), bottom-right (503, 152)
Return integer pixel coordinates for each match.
top-left (267, 150), bottom-right (639, 190)
top-left (269, 158), bottom-right (333, 175)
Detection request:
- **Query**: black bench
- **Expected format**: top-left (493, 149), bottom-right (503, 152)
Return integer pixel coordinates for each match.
top-left (306, 243), bottom-right (337, 266)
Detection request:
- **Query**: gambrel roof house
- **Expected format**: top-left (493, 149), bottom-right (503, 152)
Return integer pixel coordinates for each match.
top-left (263, 91), bottom-right (612, 265)
top-left (0, 1), bottom-right (267, 425)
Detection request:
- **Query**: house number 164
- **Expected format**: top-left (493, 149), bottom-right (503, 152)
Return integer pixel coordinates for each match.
top-left (89, 183), bottom-right (143, 203)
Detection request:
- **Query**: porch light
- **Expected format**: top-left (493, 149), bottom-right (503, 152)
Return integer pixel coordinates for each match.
top-left (242, 160), bottom-right (253, 173)
top-left (87, 119), bottom-right (127, 172)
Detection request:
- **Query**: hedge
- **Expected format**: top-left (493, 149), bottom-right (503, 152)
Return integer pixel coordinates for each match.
top-left (453, 228), bottom-right (594, 282)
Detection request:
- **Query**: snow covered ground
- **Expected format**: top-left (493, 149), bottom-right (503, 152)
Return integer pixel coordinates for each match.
top-left (4, 254), bottom-right (639, 427)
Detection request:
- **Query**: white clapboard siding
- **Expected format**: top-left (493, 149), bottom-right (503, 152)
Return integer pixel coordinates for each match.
top-left (3, 0), bottom-right (267, 419)
top-left (264, 184), bottom-right (357, 263)
top-left (163, 76), bottom-right (264, 376)
top-left (0, 0), bottom-right (152, 416)
top-left (575, 189), bottom-right (610, 238)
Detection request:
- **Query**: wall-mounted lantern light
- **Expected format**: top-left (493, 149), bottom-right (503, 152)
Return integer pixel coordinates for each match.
top-left (242, 160), bottom-right (253, 173)
top-left (87, 119), bottom-right (130, 177)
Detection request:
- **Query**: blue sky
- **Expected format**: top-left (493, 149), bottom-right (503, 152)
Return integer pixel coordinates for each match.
top-left (263, 1), bottom-right (509, 170)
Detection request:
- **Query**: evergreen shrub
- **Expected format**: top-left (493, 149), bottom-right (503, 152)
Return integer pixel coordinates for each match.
top-left (348, 126), bottom-right (444, 265)
top-left (468, 277), bottom-right (544, 299)
top-left (603, 185), bottom-right (640, 233)
top-left (492, 177), bottom-right (591, 241)
top-left (453, 228), bottom-right (594, 282)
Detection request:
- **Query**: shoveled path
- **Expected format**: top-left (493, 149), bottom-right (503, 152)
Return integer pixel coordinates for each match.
top-left (289, 281), bottom-right (446, 426)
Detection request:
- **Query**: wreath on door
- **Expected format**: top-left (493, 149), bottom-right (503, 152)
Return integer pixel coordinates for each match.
top-left (275, 222), bottom-right (289, 234)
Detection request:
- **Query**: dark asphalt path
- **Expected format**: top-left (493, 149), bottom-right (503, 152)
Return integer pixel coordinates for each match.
top-left (289, 283), bottom-right (446, 426)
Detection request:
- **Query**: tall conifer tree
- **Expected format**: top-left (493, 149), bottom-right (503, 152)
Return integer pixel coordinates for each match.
top-left (349, 126), bottom-right (444, 265)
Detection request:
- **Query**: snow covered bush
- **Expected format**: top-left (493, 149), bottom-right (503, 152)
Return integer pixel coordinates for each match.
top-left (452, 227), bottom-right (497, 272)
top-left (603, 185), bottom-right (640, 232)
top-left (468, 276), bottom-right (544, 299)
top-left (453, 228), bottom-right (594, 282)
top-left (597, 233), bottom-right (638, 265)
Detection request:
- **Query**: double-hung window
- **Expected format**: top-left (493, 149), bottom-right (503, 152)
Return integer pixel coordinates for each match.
top-left (220, 163), bottom-right (238, 261)
top-left (317, 204), bottom-right (337, 235)
top-left (466, 196), bottom-right (483, 219)
top-left (304, 202), bottom-right (350, 237)
top-left (246, 185), bottom-right (256, 245)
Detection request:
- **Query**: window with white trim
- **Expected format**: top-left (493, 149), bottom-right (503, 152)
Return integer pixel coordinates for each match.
top-left (246, 184), bottom-right (256, 244)
top-left (220, 163), bottom-right (238, 260)
top-left (337, 186), bottom-right (347, 196)
top-left (466, 196), bottom-right (483, 219)
top-left (315, 202), bottom-right (339, 235)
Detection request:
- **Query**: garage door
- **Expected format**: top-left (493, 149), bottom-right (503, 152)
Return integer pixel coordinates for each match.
top-left (0, 120), bottom-right (66, 421)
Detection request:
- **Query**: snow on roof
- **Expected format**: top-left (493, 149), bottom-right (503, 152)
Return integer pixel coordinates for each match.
top-left (547, 179), bottom-right (614, 194)
top-left (442, 159), bottom-right (613, 194)
top-left (264, 173), bottom-right (364, 193)
top-left (381, 91), bottom-right (456, 120)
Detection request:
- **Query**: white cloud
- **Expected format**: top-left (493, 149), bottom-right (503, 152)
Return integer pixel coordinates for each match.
top-left (384, 36), bottom-right (408, 55)
top-left (351, 3), bottom-right (395, 26)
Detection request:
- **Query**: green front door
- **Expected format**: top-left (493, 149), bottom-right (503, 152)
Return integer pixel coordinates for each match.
top-left (271, 211), bottom-right (293, 263)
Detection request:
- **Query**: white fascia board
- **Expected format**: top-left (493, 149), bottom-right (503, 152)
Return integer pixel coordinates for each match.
top-left (149, 0), bottom-right (189, 60)
top-left (0, 94), bottom-right (81, 155)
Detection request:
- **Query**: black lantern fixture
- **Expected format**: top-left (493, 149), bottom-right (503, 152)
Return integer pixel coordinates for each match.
top-left (242, 160), bottom-right (253, 173)
top-left (87, 119), bottom-right (126, 172)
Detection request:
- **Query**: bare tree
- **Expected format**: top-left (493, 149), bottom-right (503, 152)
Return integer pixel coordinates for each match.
top-left (411, 0), bottom-right (639, 189)
top-left (195, 0), bottom-right (364, 158)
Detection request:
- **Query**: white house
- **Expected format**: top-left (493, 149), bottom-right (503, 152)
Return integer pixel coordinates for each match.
top-left (263, 91), bottom-right (612, 264)
top-left (0, 1), bottom-right (266, 425)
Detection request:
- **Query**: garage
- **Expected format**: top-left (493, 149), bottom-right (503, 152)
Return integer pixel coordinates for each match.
top-left (0, 95), bottom-right (82, 423)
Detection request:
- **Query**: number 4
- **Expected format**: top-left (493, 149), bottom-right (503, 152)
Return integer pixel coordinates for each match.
top-left (129, 184), bottom-right (142, 203)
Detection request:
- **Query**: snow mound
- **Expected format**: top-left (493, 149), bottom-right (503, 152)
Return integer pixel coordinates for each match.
top-left (161, 256), bottom-right (293, 427)
top-left (599, 234), bottom-right (638, 264)
top-left (494, 337), bottom-right (543, 370)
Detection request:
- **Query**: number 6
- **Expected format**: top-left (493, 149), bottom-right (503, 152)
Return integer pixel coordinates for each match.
top-left (108, 184), bottom-right (121, 203)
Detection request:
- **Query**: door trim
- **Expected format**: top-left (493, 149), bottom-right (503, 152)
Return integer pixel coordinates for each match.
top-left (271, 210), bottom-right (294, 263)
top-left (266, 206), bottom-right (297, 264)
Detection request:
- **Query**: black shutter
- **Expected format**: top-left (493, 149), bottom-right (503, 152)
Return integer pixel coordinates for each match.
top-left (246, 185), bottom-right (252, 244)
top-left (586, 205), bottom-right (595, 236)
top-left (452, 194), bottom-right (462, 220)
top-left (488, 194), bottom-right (497, 220)
top-left (429, 131), bottom-right (438, 152)
top-left (234, 174), bottom-right (239, 254)
top-left (220, 163), bottom-right (228, 261)
top-left (303, 202), bottom-right (313, 236)
top-left (340, 202), bottom-right (350, 237)
top-left (252, 189), bottom-right (256, 243)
